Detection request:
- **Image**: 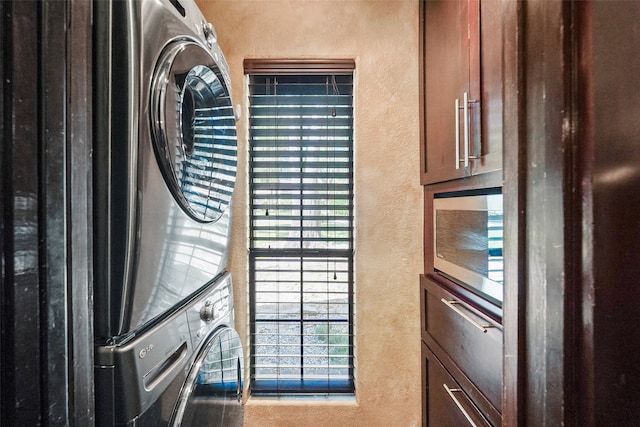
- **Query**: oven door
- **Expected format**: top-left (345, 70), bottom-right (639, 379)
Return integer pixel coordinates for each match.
top-left (433, 193), bottom-right (503, 306)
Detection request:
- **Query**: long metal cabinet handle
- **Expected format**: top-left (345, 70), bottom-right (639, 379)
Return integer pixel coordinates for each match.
top-left (455, 98), bottom-right (460, 170)
top-left (443, 384), bottom-right (479, 427)
top-left (466, 92), bottom-right (481, 163)
top-left (463, 92), bottom-right (470, 167)
top-left (440, 298), bottom-right (494, 333)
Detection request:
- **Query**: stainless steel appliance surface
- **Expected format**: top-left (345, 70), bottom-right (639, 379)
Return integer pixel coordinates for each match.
top-left (171, 323), bottom-right (244, 426)
top-left (95, 273), bottom-right (242, 426)
top-left (94, 0), bottom-right (238, 340)
top-left (433, 190), bottom-right (504, 306)
top-left (93, 0), bottom-right (241, 425)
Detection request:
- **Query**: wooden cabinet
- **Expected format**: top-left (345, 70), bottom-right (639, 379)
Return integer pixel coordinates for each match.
top-left (421, 0), bottom-right (475, 184)
top-left (422, 342), bottom-right (492, 427)
top-left (422, 2), bottom-right (640, 425)
top-left (473, 0), bottom-right (502, 177)
top-left (421, 275), bottom-right (502, 426)
top-left (420, 0), bottom-right (502, 184)
top-left (419, 1), bottom-right (507, 424)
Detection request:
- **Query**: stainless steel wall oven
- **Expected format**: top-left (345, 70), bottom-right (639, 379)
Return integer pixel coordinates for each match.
top-left (433, 189), bottom-right (503, 308)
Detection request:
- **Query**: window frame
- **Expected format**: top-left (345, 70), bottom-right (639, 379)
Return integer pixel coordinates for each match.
top-left (245, 60), bottom-right (356, 395)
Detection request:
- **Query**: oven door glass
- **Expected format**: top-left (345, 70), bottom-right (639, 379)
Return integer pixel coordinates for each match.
top-left (434, 194), bottom-right (503, 306)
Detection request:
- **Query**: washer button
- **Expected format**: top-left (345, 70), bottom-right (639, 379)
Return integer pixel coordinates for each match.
top-left (200, 300), bottom-right (215, 322)
top-left (202, 21), bottom-right (217, 47)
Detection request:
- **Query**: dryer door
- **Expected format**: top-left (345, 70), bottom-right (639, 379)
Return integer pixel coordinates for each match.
top-left (150, 40), bottom-right (237, 223)
top-left (171, 327), bottom-right (244, 426)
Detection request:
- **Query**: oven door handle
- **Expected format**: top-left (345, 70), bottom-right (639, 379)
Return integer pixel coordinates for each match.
top-left (440, 298), bottom-right (494, 333)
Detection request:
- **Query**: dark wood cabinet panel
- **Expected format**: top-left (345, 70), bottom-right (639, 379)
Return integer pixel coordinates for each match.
top-left (472, 0), bottom-right (502, 176)
top-left (423, 1), bottom-right (640, 425)
top-left (587, 4), bottom-right (640, 423)
top-left (423, 342), bottom-right (492, 427)
top-left (422, 275), bottom-right (503, 414)
top-left (422, 0), bottom-right (472, 183)
top-left (420, 0), bottom-right (502, 185)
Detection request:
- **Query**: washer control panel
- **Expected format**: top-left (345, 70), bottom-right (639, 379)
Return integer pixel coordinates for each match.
top-left (186, 272), bottom-right (233, 350)
top-left (95, 310), bottom-right (191, 424)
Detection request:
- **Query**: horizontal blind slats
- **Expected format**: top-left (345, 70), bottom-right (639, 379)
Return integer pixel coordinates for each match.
top-left (252, 139), bottom-right (352, 149)
top-left (249, 94), bottom-right (353, 105)
top-left (250, 116), bottom-right (353, 128)
top-left (252, 162), bottom-right (351, 171)
top-left (249, 72), bottom-right (354, 395)
top-left (251, 182), bottom-right (351, 191)
top-left (251, 151), bottom-right (350, 160)
top-left (251, 172), bottom-right (352, 180)
top-left (250, 130), bottom-right (351, 140)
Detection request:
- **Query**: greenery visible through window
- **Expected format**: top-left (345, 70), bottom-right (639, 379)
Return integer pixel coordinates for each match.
top-left (248, 72), bottom-right (354, 394)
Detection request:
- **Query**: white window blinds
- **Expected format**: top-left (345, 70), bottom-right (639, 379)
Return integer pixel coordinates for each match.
top-left (247, 69), bottom-right (355, 394)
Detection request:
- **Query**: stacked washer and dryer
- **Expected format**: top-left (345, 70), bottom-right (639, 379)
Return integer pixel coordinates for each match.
top-left (93, 0), bottom-right (243, 425)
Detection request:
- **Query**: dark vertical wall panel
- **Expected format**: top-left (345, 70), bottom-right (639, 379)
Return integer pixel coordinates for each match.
top-left (520, 0), bottom-right (579, 424)
top-left (67, 0), bottom-right (94, 423)
top-left (501, 0), bottom-right (525, 424)
top-left (516, 1), bottom-right (640, 424)
top-left (575, 4), bottom-right (596, 426)
top-left (41, 1), bottom-right (71, 424)
top-left (1, 1), bottom-right (43, 425)
top-left (1, 0), bottom-right (93, 424)
top-left (523, 1), bottom-right (566, 423)
top-left (590, 3), bottom-right (640, 423)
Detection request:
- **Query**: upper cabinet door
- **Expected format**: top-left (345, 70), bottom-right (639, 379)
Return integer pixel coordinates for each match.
top-left (420, 0), bottom-right (501, 185)
top-left (422, 0), bottom-right (473, 184)
top-left (472, 0), bottom-right (503, 177)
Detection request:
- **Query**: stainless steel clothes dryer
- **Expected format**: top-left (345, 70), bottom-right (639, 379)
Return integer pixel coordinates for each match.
top-left (96, 273), bottom-right (241, 426)
top-left (94, 0), bottom-right (237, 339)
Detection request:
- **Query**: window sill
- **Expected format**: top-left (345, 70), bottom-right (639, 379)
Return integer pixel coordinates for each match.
top-left (245, 394), bottom-right (358, 407)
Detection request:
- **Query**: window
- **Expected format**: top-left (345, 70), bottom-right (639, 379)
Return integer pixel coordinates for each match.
top-left (246, 60), bottom-right (355, 395)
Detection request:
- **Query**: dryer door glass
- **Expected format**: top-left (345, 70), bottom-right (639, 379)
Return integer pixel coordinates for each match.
top-left (151, 41), bottom-right (237, 223)
top-left (171, 327), bottom-right (244, 426)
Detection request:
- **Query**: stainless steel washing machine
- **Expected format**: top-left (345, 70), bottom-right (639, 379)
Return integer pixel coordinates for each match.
top-left (94, 0), bottom-right (237, 340)
top-left (96, 273), bottom-right (243, 426)
top-left (93, 0), bottom-right (242, 425)
top-left (171, 323), bottom-right (244, 426)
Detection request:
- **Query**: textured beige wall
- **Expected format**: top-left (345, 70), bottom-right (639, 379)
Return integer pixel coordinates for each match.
top-left (196, 1), bottom-right (423, 425)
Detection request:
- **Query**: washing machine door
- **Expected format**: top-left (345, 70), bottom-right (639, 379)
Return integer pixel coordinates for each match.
top-left (150, 39), bottom-right (237, 223)
top-left (171, 327), bottom-right (244, 426)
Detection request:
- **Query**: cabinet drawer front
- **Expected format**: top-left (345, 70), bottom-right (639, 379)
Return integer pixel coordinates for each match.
top-left (423, 343), bottom-right (492, 427)
top-left (424, 277), bottom-right (502, 412)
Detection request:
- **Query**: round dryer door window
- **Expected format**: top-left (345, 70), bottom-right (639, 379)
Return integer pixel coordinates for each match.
top-left (151, 40), bottom-right (237, 222)
top-left (171, 327), bottom-right (244, 426)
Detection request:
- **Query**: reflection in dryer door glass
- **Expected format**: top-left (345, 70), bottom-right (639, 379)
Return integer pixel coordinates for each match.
top-left (151, 42), bottom-right (238, 223)
top-left (175, 65), bottom-right (238, 222)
